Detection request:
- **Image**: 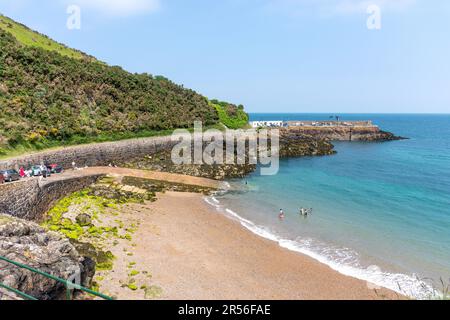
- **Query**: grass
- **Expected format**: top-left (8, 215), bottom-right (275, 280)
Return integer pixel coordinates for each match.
top-left (0, 14), bottom-right (95, 61)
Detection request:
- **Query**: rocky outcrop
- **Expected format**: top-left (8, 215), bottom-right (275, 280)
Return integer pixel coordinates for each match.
top-left (0, 214), bottom-right (95, 300)
top-left (122, 176), bottom-right (217, 195)
top-left (355, 130), bottom-right (405, 141)
top-left (123, 134), bottom-right (336, 180)
top-left (124, 149), bottom-right (256, 181)
top-left (279, 135), bottom-right (336, 158)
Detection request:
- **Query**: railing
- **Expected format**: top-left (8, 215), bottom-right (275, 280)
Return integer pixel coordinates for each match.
top-left (0, 256), bottom-right (113, 300)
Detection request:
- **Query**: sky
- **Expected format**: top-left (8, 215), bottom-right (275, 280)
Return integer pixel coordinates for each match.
top-left (0, 0), bottom-right (449, 113)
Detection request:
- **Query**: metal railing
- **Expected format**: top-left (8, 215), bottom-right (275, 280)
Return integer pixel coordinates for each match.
top-left (0, 256), bottom-right (113, 300)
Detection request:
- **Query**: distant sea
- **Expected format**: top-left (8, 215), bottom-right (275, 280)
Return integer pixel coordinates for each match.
top-left (205, 114), bottom-right (450, 299)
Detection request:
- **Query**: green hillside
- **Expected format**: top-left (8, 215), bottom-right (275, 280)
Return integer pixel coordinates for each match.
top-left (0, 15), bottom-right (248, 157)
top-left (0, 14), bottom-right (95, 61)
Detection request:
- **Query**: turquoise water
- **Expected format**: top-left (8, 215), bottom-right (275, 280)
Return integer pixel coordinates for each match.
top-left (208, 114), bottom-right (450, 299)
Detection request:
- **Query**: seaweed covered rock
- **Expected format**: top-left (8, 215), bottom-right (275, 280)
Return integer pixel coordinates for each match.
top-left (121, 176), bottom-right (216, 195)
top-left (0, 214), bottom-right (94, 300)
top-left (76, 213), bottom-right (92, 227)
top-left (123, 135), bottom-right (336, 180)
top-left (125, 149), bottom-right (256, 181)
top-left (278, 136), bottom-right (336, 158)
top-left (359, 130), bottom-right (406, 141)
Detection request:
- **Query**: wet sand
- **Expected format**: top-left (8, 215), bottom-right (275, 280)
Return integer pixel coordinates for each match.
top-left (98, 191), bottom-right (401, 300)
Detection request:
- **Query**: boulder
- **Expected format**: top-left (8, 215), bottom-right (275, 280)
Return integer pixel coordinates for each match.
top-left (0, 214), bottom-right (94, 300)
top-left (76, 213), bottom-right (92, 227)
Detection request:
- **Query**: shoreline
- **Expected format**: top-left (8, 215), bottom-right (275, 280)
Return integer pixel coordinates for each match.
top-left (98, 191), bottom-right (402, 300)
top-left (204, 193), bottom-right (435, 300)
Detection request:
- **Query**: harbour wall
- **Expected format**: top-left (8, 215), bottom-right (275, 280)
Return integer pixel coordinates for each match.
top-left (0, 175), bottom-right (103, 221)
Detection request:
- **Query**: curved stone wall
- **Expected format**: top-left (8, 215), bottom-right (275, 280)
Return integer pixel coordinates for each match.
top-left (0, 136), bottom-right (181, 221)
top-left (0, 175), bottom-right (103, 221)
top-left (0, 136), bottom-right (176, 171)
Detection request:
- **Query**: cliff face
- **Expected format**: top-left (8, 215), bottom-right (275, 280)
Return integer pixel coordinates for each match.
top-left (280, 127), bottom-right (404, 142)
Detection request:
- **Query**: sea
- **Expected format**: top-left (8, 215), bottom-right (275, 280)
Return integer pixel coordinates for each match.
top-left (204, 114), bottom-right (450, 299)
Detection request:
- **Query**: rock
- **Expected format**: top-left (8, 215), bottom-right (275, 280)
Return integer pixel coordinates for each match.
top-left (122, 177), bottom-right (215, 195)
top-left (279, 126), bottom-right (405, 142)
top-left (125, 149), bottom-right (255, 181)
top-left (371, 130), bottom-right (407, 141)
top-left (278, 135), bottom-right (336, 158)
top-left (80, 256), bottom-right (96, 288)
top-left (0, 214), bottom-right (94, 300)
top-left (76, 214), bottom-right (92, 227)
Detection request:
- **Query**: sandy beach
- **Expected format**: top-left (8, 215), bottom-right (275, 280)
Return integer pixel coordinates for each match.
top-left (97, 191), bottom-right (401, 300)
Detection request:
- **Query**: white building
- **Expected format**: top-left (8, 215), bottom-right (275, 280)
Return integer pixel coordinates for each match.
top-left (249, 121), bottom-right (284, 128)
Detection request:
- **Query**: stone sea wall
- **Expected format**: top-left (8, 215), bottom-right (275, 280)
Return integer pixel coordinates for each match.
top-left (0, 128), bottom-right (400, 172)
top-left (0, 175), bottom-right (103, 221)
top-left (0, 136), bottom-right (177, 171)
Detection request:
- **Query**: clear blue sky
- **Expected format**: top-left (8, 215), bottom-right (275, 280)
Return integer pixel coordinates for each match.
top-left (1, 0), bottom-right (449, 113)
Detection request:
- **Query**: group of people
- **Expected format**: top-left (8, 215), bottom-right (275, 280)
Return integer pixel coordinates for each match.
top-left (278, 207), bottom-right (313, 220)
top-left (300, 208), bottom-right (313, 217)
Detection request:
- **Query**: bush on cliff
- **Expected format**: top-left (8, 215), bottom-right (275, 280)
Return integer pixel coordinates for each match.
top-left (210, 100), bottom-right (249, 130)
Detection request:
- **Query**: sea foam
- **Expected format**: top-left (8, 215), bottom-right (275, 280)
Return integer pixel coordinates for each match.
top-left (203, 195), bottom-right (437, 300)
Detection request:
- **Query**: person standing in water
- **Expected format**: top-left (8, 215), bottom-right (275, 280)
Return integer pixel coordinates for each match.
top-left (279, 209), bottom-right (285, 220)
top-left (300, 208), bottom-right (312, 217)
